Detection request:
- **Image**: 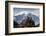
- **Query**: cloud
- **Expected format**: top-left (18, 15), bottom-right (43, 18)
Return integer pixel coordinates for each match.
top-left (14, 10), bottom-right (39, 17)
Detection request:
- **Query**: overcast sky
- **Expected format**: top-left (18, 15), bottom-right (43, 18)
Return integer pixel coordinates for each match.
top-left (13, 8), bottom-right (40, 17)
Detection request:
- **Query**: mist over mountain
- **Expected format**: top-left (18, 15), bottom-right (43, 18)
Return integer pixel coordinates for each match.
top-left (14, 13), bottom-right (39, 25)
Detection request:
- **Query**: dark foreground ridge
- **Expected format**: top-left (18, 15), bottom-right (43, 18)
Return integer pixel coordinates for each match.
top-left (14, 16), bottom-right (39, 28)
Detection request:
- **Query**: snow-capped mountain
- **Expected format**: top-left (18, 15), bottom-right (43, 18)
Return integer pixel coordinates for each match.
top-left (14, 12), bottom-right (39, 25)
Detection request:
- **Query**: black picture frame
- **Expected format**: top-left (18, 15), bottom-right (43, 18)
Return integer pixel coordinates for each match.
top-left (5, 1), bottom-right (45, 35)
